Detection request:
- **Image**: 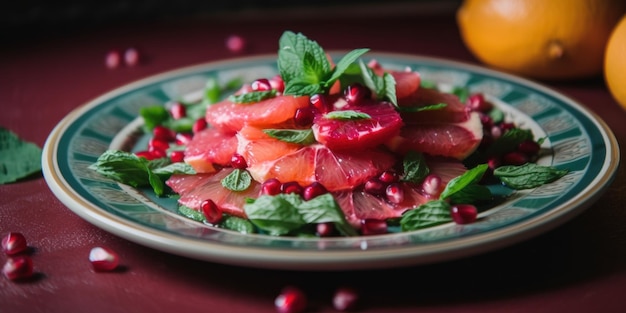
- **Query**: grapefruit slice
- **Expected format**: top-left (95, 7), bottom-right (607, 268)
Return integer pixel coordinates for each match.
top-left (386, 112), bottom-right (483, 160)
top-left (398, 86), bottom-right (470, 123)
top-left (391, 70), bottom-right (421, 99)
top-left (312, 100), bottom-right (403, 150)
top-left (184, 128), bottom-right (238, 173)
top-left (166, 169), bottom-right (261, 218)
top-left (205, 95), bottom-right (310, 133)
top-left (236, 125), bottom-right (302, 166)
top-left (246, 144), bottom-right (397, 191)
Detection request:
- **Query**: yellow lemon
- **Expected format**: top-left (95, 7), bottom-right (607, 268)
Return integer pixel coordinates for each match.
top-left (457, 0), bottom-right (626, 80)
top-left (605, 14), bottom-right (626, 110)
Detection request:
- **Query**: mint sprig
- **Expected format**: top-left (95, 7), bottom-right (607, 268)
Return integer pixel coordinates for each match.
top-left (278, 31), bottom-right (369, 96)
top-left (358, 60), bottom-right (398, 106)
top-left (494, 163), bottom-right (569, 189)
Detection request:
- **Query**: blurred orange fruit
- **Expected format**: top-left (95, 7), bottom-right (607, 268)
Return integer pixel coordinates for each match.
top-left (605, 14), bottom-right (626, 110)
top-left (456, 0), bottom-right (626, 80)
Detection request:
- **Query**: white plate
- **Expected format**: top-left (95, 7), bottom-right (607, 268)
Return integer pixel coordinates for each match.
top-left (42, 53), bottom-right (620, 270)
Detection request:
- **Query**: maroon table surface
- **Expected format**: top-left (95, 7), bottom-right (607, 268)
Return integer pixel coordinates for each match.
top-left (2, 5), bottom-right (626, 313)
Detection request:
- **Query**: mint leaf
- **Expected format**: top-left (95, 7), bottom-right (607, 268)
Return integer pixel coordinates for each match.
top-left (296, 193), bottom-right (358, 236)
top-left (221, 215), bottom-right (256, 234)
top-left (0, 128), bottom-right (42, 184)
top-left (178, 205), bottom-right (205, 222)
top-left (263, 129), bottom-right (316, 145)
top-left (358, 60), bottom-right (397, 106)
top-left (278, 31), bottom-right (330, 94)
top-left (228, 90), bottom-right (277, 104)
top-left (396, 103), bottom-right (447, 112)
top-left (221, 169), bottom-right (252, 191)
top-left (139, 106), bottom-right (169, 131)
top-left (439, 164), bottom-right (489, 200)
top-left (382, 72), bottom-right (398, 107)
top-left (485, 128), bottom-right (534, 157)
top-left (326, 48), bottom-right (370, 85)
top-left (244, 193), bottom-right (306, 236)
top-left (89, 150), bottom-right (153, 188)
top-left (448, 184), bottom-right (492, 204)
top-left (324, 110), bottom-right (371, 120)
top-left (451, 86), bottom-right (470, 103)
top-left (401, 151), bottom-right (429, 183)
top-left (202, 77), bottom-right (222, 106)
top-left (152, 162), bottom-right (196, 176)
top-left (400, 200), bottom-right (452, 231)
top-left (494, 163), bottom-right (569, 189)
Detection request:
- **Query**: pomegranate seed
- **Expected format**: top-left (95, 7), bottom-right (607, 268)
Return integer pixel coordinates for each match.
top-left (490, 125), bottom-right (502, 139)
top-left (480, 113), bottom-right (494, 129)
top-left (361, 219), bottom-right (387, 235)
top-left (422, 174), bottom-right (442, 197)
top-left (261, 178), bottom-right (282, 196)
top-left (230, 153), bottom-right (248, 169)
top-left (364, 178), bottom-right (386, 196)
top-left (148, 138), bottom-right (170, 151)
top-left (451, 204), bottom-right (478, 224)
top-left (386, 183), bottom-right (404, 204)
top-left (123, 47), bottom-right (140, 67)
top-left (153, 126), bottom-right (175, 142)
top-left (309, 94), bottom-right (330, 113)
top-left (105, 50), bottom-right (121, 69)
top-left (500, 122), bottom-right (515, 132)
top-left (170, 150), bottom-right (185, 163)
top-left (281, 181), bottom-right (303, 196)
top-left (89, 247), bottom-right (120, 271)
top-left (201, 199), bottom-right (223, 224)
top-left (225, 34), bottom-right (246, 53)
top-left (251, 78), bottom-right (272, 91)
top-left (378, 171), bottom-right (398, 184)
top-left (333, 286), bottom-right (359, 311)
top-left (148, 146), bottom-right (167, 159)
top-left (192, 118), bottom-right (208, 133)
top-left (367, 59), bottom-right (382, 71)
top-left (2, 256), bottom-right (33, 280)
top-left (169, 102), bottom-right (186, 119)
top-left (294, 107), bottom-right (315, 126)
top-left (302, 182), bottom-right (328, 200)
top-left (518, 140), bottom-right (540, 155)
top-left (2, 232), bottom-right (28, 255)
top-left (467, 93), bottom-right (492, 112)
top-left (175, 132), bottom-right (193, 145)
top-left (135, 150), bottom-right (155, 160)
top-left (316, 222), bottom-right (335, 237)
top-left (487, 156), bottom-right (501, 170)
top-left (275, 286), bottom-right (307, 313)
top-left (502, 151), bottom-right (529, 165)
top-left (269, 75), bottom-right (285, 93)
top-left (344, 83), bottom-right (371, 105)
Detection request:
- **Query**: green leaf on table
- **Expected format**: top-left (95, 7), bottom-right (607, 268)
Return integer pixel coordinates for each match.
top-left (0, 127), bottom-right (42, 184)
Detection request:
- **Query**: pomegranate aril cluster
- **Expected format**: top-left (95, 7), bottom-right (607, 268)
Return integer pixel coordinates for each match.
top-left (105, 47), bottom-right (141, 69)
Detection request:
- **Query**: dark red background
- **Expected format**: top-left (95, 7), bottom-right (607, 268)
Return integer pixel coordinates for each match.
top-left (2, 3), bottom-right (625, 313)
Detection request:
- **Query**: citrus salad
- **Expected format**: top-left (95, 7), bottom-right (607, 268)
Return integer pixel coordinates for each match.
top-left (90, 31), bottom-right (568, 237)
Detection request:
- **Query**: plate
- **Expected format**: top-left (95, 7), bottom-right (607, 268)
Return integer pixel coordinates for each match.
top-left (42, 53), bottom-right (619, 271)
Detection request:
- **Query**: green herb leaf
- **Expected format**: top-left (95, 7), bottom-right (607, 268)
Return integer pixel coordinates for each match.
top-left (494, 163), bottom-right (569, 189)
top-left (451, 86), bottom-right (470, 103)
top-left (88, 150), bottom-right (153, 188)
top-left (221, 215), bottom-right (256, 234)
top-left (278, 31), bottom-right (330, 95)
top-left (202, 77), bottom-right (222, 106)
top-left (326, 48), bottom-right (370, 85)
top-left (296, 193), bottom-right (358, 236)
top-left (396, 103), bottom-right (447, 112)
top-left (244, 193), bottom-right (305, 236)
top-left (448, 184), bottom-right (492, 204)
top-left (486, 128), bottom-right (534, 157)
top-left (152, 162), bottom-right (196, 176)
top-left (400, 200), bottom-right (452, 231)
top-left (401, 151), bottom-right (429, 183)
top-left (221, 169), bottom-right (252, 191)
top-left (439, 164), bottom-right (489, 200)
top-left (358, 60), bottom-right (397, 106)
top-left (178, 205), bottom-right (205, 222)
top-left (0, 127), bottom-right (42, 184)
top-left (382, 72), bottom-right (398, 107)
top-left (228, 90), bottom-right (277, 104)
top-left (263, 129), bottom-right (316, 145)
top-left (139, 106), bottom-right (169, 131)
top-left (324, 110), bottom-right (371, 120)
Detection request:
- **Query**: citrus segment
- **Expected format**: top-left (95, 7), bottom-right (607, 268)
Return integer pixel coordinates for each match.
top-left (312, 101), bottom-right (403, 150)
top-left (184, 128), bottom-right (238, 173)
top-left (236, 125), bottom-right (302, 166)
top-left (391, 70), bottom-right (421, 100)
top-left (399, 86), bottom-right (469, 123)
top-left (386, 112), bottom-right (483, 160)
top-left (205, 95), bottom-right (310, 133)
top-left (166, 169), bottom-right (261, 218)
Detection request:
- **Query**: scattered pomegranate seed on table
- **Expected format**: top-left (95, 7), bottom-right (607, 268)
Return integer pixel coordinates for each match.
top-left (275, 286), bottom-right (307, 313)
top-left (123, 47), bottom-right (140, 66)
top-left (333, 286), bottom-right (359, 311)
top-left (2, 255), bottom-right (34, 280)
top-left (2, 232), bottom-right (28, 255)
top-left (89, 246), bottom-right (120, 272)
top-left (226, 35), bottom-right (246, 53)
top-left (105, 50), bottom-right (121, 69)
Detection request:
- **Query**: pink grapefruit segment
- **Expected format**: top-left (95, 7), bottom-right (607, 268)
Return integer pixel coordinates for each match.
top-left (312, 101), bottom-right (403, 150)
top-left (205, 95), bottom-right (310, 133)
top-left (184, 128), bottom-right (238, 173)
top-left (399, 86), bottom-right (470, 123)
top-left (386, 111), bottom-right (483, 160)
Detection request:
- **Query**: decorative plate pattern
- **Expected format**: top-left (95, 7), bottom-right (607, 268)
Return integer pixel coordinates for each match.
top-left (42, 53), bottom-right (619, 270)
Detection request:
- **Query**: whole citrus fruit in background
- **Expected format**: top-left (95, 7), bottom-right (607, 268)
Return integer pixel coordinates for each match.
top-left (456, 0), bottom-right (626, 80)
top-left (605, 14), bottom-right (626, 110)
